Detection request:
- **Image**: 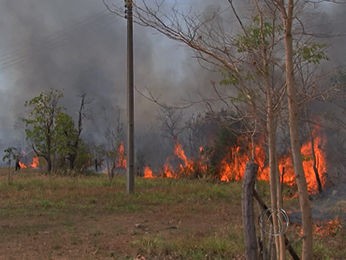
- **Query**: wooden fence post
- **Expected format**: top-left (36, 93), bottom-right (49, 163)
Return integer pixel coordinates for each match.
top-left (242, 161), bottom-right (259, 260)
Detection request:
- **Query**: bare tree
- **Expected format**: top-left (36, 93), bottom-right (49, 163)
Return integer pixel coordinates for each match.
top-left (274, 0), bottom-right (312, 258)
top-left (157, 105), bottom-right (184, 144)
top-left (67, 94), bottom-right (87, 170)
top-left (101, 105), bottom-right (125, 180)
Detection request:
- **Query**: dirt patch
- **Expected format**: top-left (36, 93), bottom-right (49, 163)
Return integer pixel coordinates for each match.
top-left (0, 171), bottom-right (241, 259)
top-left (0, 203), bottom-right (235, 259)
top-left (0, 171), bottom-right (344, 259)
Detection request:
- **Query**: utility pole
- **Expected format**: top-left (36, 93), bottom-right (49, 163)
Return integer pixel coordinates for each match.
top-left (125, 0), bottom-right (134, 193)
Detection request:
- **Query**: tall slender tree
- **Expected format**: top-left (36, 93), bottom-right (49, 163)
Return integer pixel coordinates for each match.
top-left (273, 1), bottom-right (313, 258)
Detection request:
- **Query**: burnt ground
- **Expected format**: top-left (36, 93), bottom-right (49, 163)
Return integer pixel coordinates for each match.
top-left (311, 183), bottom-right (346, 221)
top-left (289, 173), bottom-right (346, 224)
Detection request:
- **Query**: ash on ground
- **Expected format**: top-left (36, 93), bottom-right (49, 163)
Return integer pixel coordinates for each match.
top-left (289, 182), bottom-right (346, 224)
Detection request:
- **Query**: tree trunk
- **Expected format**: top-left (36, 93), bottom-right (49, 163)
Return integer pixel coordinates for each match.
top-left (69, 154), bottom-right (76, 170)
top-left (276, 158), bottom-right (286, 260)
top-left (309, 126), bottom-right (323, 194)
top-left (69, 94), bottom-right (86, 170)
top-left (7, 161), bottom-right (12, 185)
top-left (261, 13), bottom-right (285, 255)
top-left (265, 70), bottom-right (284, 260)
top-left (46, 127), bottom-right (52, 173)
top-left (281, 1), bottom-right (313, 258)
top-left (305, 108), bottom-right (323, 194)
top-left (268, 125), bottom-right (286, 260)
top-left (254, 190), bottom-right (300, 260)
top-left (242, 161), bottom-right (259, 260)
top-left (47, 156), bottom-right (52, 173)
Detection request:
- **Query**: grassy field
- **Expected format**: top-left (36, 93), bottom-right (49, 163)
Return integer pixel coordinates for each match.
top-left (0, 168), bottom-right (344, 259)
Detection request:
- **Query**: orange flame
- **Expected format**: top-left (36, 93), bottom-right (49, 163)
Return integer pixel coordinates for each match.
top-left (314, 217), bottom-right (342, 237)
top-left (116, 143), bottom-right (127, 168)
top-left (30, 157), bottom-right (39, 168)
top-left (163, 161), bottom-right (175, 178)
top-left (18, 161), bottom-right (27, 169)
top-left (300, 130), bottom-right (327, 193)
top-left (196, 146), bottom-right (208, 174)
top-left (174, 142), bottom-right (194, 175)
top-left (219, 145), bottom-right (247, 182)
top-left (219, 128), bottom-right (327, 193)
top-left (143, 166), bottom-right (155, 179)
top-left (18, 157), bottom-right (39, 169)
top-left (143, 128), bottom-right (327, 194)
top-left (275, 128), bottom-right (327, 193)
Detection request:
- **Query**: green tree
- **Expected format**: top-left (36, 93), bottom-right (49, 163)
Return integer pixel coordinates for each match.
top-left (55, 111), bottom-right (79, 169)
top-left (24, 90), bottom-right (87, 173)
top-left (275, 1), bottom-right (313, 258)
top-left (24, 89), bottom-right (63, 173)
top-left (2, 146), bottom-right (19, 183)
top-left (2, 147), bottom-right (18, 166)
top-left (57, 94), bottom-right (87, 171)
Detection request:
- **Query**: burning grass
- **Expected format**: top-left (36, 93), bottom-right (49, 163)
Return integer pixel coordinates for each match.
top-left (288, 217), bottom-right (346, 259)
top-left (143, 126), bottom-right (328, 195)
top-left (0, 169), bottom-right (344, 259)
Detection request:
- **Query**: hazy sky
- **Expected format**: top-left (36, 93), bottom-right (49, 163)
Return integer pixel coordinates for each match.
top-left (0, 0), bottom-right (213, 149)
top-left (0, 0), bottom-right (345, 158)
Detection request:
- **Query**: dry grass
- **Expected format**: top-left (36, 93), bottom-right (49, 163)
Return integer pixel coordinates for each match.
top-left (0, 168), bottom-right (344, 259)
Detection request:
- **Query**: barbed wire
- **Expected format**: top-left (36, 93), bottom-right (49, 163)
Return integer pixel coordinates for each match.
top-left (259, 208), bottom-right (290, 236)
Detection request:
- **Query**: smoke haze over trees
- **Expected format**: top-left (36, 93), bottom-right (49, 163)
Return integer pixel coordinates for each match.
top-left (0, 0), bottom-right (345, 170)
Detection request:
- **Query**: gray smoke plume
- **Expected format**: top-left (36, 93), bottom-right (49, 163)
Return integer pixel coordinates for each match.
top-left (0, 4), bottom-right (167, 136)
top-left (0, 0), bottom-right (345, 170)
top-left (0, 0), bottom-right (221, 167)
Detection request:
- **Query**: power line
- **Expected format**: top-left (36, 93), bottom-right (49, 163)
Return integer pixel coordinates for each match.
top-left (0, 10), bottom-right (117, 70)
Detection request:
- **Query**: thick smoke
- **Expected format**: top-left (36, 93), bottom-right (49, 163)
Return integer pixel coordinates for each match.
top-left (307, 3), bottom-right (346, 183)
top-left (0, 0), bottom-right (127, 144)
top-left (0, 1), bottom-right (345, 170)
top-left (0, 0), bottom-right (221, 166)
